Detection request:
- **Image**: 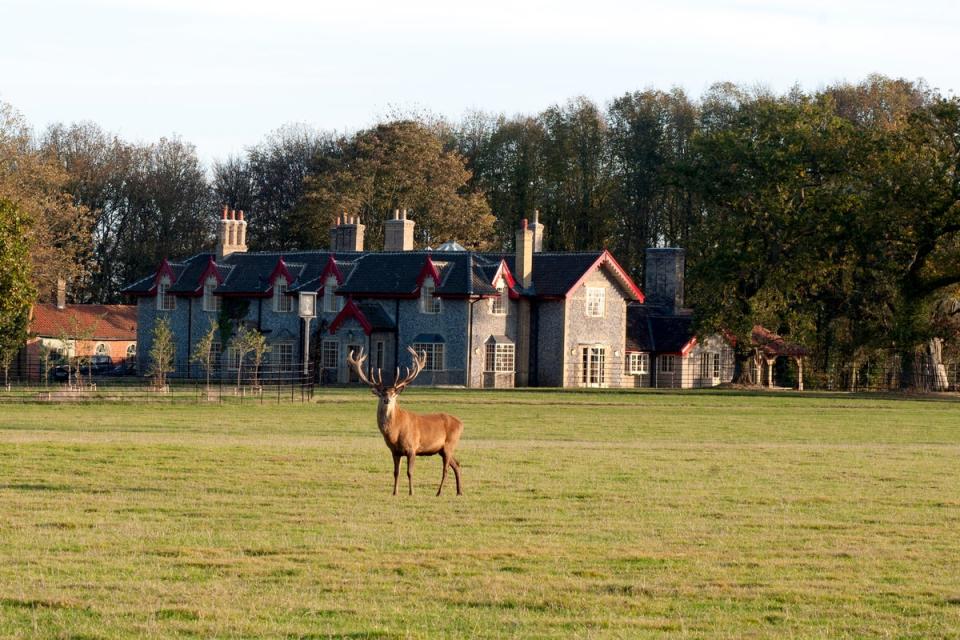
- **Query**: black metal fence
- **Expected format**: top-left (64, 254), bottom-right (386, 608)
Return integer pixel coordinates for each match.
top-left (0, 356), bottom-right (317, 404)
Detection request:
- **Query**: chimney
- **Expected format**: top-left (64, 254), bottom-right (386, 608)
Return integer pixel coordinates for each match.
top-left (216, 206), bottom-right (248, 259)
top-left (329, 213), bottom-right (365, 252)
top-left (530, 210), bottom-right (545, 252)
top-left (56, 277), bottom-right (66, 310)
top-left (383, 208), bottom-right (415, 251)
top-left (644, 247), bottom-right (685, 313)
top-left (515, 217), bottom-right (533, 289)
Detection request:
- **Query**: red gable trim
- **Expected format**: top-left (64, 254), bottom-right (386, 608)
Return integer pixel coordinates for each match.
top-left (491, 259), bottom-right (521, 300)
top-left (680, 336), bottom-right (697, 357)
top-left (319, 255), bottom-right (345, 286)
top-left (149, 258), bottom-right (176, 295)
top-left (267, 257), bottom-right (295, 293)
top-left (415, 255), bottom-right (441, 290)
top-left (328, 298), bottom-right (373, 335)
top-left (190, 256), bottom-right (223, 296)
top-left (563, 250), bottom-right (644, 302)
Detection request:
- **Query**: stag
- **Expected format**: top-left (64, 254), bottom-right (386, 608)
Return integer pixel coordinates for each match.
top-left (347, 346), bottom-right (463, 496)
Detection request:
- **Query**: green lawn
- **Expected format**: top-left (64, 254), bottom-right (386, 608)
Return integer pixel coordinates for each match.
top-left (1, 389), bottom-right (959, 638)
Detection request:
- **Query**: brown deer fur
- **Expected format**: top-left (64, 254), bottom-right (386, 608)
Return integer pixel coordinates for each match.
top-left (349, 347), bottom-right (463, 496)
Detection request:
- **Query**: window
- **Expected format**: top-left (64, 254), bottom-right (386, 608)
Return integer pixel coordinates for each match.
top-left (420, 278), bottom-right (441, 314)
top-left (273, 278), bottom-right (293, 313)
top-left (274, 342), bottom-right (294, 371)
top-left (95, 343), bottom-right (108, 356)
top-left (411, 342), bottom-right (444, 371)
top-left (323, 276), bottom-right (340, 313)
top-left (699, 352), bottom-right (711, 379)
top-left (659, 355), bottom-right (675, 373)
top-left (226, 346), bottom-right (241, 370)
top-left (491, 281), bottom-right (507, 315)
top-left (126, 344), bottom-right (137, 362)
top-left (157, 277), bottom-right (176, 311)
top-left (585, 287), bottom-right (605, 317)
top-left (374, 340), bottom-right (385, 371)
top-left (628, 352), bottom-right (648, 375)
top-left (485, 342), bottom-right (515, 373)
top-left (713, 353), bottom-right (721, 379)
top-left (321, 340), bottom-right (339, 370)
top-left (580, 346), bottom-right (606, 386)
top-left (210, 341), bottom-right (221, 370)
top-left (202, 276), bottom-right (220, 312)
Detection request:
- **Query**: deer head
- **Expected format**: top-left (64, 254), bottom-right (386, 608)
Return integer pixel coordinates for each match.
top-left (348, 346), bottom-right (427, 402)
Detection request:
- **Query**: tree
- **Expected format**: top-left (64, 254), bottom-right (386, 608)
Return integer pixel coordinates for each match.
top-left (229, 325), bottom-right (255, 390)
top-left (684, 93), bottom-right (858, 382)
top-left (607, 88), bottom-right (698, 278)
top-left (148, 318), bottom-right (175, 390)
top-left (0, 199), bottom-right (35, 385)
top-left (1, 102), bottom-right (93, 303)
top-left (213, 124), bottom-right (337, 250)
top-left (190, 319), bottom-right (220, 391)
top-left (537, 97), bottom-right (616, 252)
top-left (292, 120), bottom-right (495, 250)
top-left (242, 328), bottom-right (270, 389)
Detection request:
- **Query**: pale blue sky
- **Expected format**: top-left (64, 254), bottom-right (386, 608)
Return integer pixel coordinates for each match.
top-left (3, 0), bottom-right (958, 164)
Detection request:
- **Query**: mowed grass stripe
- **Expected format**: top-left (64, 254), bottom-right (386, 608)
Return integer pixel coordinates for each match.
top-left (0, 390), bottom-right (958, 638)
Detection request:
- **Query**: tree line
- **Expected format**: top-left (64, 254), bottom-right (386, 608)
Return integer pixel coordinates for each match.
top-left (1, 74), bottom-right (959, 386)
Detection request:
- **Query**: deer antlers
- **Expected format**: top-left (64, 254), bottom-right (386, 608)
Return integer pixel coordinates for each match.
top-left (348, 346), bottom-right (428, 393)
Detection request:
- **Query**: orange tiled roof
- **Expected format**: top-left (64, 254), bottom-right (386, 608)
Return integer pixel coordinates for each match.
top-left (29, 304), bottom-right (137, 340)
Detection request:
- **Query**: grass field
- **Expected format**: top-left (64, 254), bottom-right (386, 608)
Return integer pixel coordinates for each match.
top-left (1, 389), bottom-right (959, 639)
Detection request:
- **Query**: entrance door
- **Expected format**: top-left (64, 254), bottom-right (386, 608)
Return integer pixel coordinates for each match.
top-left (580, 346), bottom-right (606, 387)
top-left (347, 344), bottom-right (364, 382)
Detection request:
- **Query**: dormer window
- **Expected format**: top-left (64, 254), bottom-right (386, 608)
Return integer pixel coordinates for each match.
top-left (157, 276), bottom-right (175, 311)
top-left (420, 277), bottom-right (441, 314)
top-left (202, 276), bottom-right (220, 312)
top-left (491, 279), bottom-right (508, 315)
top-left (273, 278), bottom-right (293, 313)
top-left (586, 287), bottom-right (605, 317)
top-left (323, 275), bottom-right (341, 313)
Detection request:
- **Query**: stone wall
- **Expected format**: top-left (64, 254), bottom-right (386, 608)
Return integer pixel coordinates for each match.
top-left (562, 268), bottom-right (629, 388)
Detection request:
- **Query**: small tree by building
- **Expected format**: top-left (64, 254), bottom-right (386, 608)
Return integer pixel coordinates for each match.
top-left (0, 347), bottom-right (14, 389)
top-left (148, 318), bottom-right (175, 390)
top-left (230, 325), bottom-right (254, 391)
top-left (191, 319), bottom-right (219, 392)
top-left (245, 329), bottom-right (269, 389)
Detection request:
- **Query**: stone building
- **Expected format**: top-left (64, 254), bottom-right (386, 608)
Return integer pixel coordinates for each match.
top-left (625, 248), bottom-right (736, 388)
top-left (122, 207), bottom-right (649, 388)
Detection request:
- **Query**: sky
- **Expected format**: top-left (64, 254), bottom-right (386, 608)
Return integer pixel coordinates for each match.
top-left (3, 0), bottom-right (958, 165)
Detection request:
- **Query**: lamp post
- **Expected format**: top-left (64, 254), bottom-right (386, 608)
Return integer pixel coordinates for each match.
top-left (298, 292), bottom-right (317, 377)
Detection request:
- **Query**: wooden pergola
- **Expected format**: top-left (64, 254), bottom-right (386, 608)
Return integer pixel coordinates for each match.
top-left (752, 326), bottom-right (809, 390)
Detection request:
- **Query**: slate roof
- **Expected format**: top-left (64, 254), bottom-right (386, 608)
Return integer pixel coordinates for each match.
top-left (355, 302), bottom-right (396, 331)
top-left (124, 248), bottom-right (641, 301)
top-left (626, 304), bottom-right (695, 354)
top-left (30, 304), bottom-right (137, 340)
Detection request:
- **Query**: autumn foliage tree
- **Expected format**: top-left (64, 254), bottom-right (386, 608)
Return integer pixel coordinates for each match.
top-left (292, 121), bottom-right (495, 250)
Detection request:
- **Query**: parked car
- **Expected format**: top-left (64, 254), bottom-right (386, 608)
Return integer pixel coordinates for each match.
top-left (106, 362), bottom-right (138, 376)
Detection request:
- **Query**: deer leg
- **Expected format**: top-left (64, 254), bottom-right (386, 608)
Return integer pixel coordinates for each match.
top-left (450, 457), bottom-right (463, 496)
top-left (437, 451), bottom-right (449, 497)
top-left (392, 453), bottom-right (401, 496)
top-left (406, 453), bottom-right (415, 496)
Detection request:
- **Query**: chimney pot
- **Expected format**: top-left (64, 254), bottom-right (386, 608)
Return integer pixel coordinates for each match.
top-left (222, 205), bottom-right (229, 220)
top-left (56, 278), bottom-right (66, 310)
top-left (238, 210), bottom-right (244, 221)
top-left (522, 218), bottom-right (528, 231)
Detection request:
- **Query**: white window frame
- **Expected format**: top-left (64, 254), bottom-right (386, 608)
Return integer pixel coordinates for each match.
top-left (202, 276), bottom-right (220, 312)
top-left (323, 276), bottom-right (340, 313)
top-left (628, 352), bottom-right (648, 375)
top-left (580, 345), bottom-right (607, 387)
top-left (157, 277), bottom-right (176, 311)
top-left (713, 352), bottom-right (721, 380)
top-left (485, 342), bottom-right (515, 373)
top-left (585, 287), bottom-right (605, 318)
top-left (490, 280), bottom-right (507, 316)
top-left (274, 342), bottom-right (294, 371)
top-left (374, 340), bottom-right (385, 371)
top-left (411, 342), bottom-right (444, 371)
top-left (321, 340), bottom-right (339, 370)
top-left (420, 278), bottom-right (441, 314)
top-left (273, 278), bottom-right (293, 313)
